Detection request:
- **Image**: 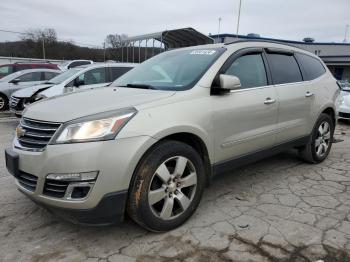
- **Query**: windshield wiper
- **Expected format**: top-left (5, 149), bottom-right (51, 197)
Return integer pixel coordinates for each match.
top-left (125, 83), bottom-right (157, 90)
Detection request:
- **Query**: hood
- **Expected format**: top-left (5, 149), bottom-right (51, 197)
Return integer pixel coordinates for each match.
top-left (24, 87), bottom-right (175, 122)
top-left (12, 84), bottom-right (53, 98)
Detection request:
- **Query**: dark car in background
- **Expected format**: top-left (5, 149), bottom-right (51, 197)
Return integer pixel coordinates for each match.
top-left (0, 63), bottom-right (59, 79)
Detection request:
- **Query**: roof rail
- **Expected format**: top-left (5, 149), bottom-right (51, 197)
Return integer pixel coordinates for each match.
top-left (224, 39), bottom-right (308, 52)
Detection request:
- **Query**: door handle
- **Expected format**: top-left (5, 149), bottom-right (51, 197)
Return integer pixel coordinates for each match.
top-left (305, 91), bottom-right (314, 98)
top-left (264, 98), bottom-right (276, 105)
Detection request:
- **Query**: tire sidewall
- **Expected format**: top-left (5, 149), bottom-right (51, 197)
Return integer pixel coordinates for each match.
top-left (128, 140), bottom-right (205, 232)
top-left (310, 114), bottom-right (334, 162)
top-left (0, 94), bottom-right (8, 111)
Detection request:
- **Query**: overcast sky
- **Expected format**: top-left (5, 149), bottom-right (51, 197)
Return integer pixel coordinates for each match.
top-left (0, 0), bottom-right (349, 47)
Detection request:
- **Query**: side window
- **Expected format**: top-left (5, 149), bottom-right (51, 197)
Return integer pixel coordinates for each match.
top-left (17, 72), bottom-right (42, 82)
top-left (79, 68), bottom-right (107, 85)
top-left (44, 72), bottom-right (58, 80)
top-left (295, 53), bottom-right (326, 81)
top-left (14, 65), bottom-right (31, 72)
top-left (224, 54), bottom-right (267, 88)
top-left (267, 53), bottom-right (302, 84)
top-left (110, 67), bottom-right (132, 81)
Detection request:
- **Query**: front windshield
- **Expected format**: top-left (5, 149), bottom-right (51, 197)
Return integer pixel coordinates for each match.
top-left (47, 68), bottom-right (80, 84)
top-left (112, 48), bottom-right (224, 91)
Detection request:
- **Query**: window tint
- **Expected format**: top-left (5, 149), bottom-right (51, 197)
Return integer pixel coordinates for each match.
top-left (267, 54), bottom-right (302, 84)
top-left (224, 54), bottom-right (267, 88)
top-left (44, 72), bottom-right (58, 80)
top-left (110, 67), bottom-right (132, 81)
top-left (14, 65), bottom-right (32, 72)
top-left (296, 53), bottom-right (326, 81)
top-left (17, 72), bottom-right (42, 82)
top-left (78, 67), bottom-right (107, 85)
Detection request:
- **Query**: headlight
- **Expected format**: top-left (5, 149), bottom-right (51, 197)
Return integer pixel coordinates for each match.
top-left (53, 108), bottom-right (137, 144)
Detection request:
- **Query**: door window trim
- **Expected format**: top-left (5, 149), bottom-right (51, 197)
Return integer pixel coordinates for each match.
top-left (211, 47), bottom-right (273, 94)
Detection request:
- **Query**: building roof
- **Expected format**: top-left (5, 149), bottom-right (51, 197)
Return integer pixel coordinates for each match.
top-left (210, 33), bottom-right (350, 46)
top-left (125, 27), bottom-right (214, 48)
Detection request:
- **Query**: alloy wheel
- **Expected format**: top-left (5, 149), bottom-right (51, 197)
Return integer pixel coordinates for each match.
top-left (315, 121), bottom-right (331, 158)
top-left (0, 96), bottom-right (5, 110)
top-left (148, 156), bottom-right (197, 220)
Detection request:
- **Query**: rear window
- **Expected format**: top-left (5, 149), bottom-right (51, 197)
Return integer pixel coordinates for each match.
top-left (0, 65), bottom-right (13, 75)
top-left (267, 53), bottom-right (302, 85)
top-left (296, 53), bottom-right (326, 81)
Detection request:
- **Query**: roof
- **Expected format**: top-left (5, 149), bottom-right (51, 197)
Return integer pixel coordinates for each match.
top-left (76, 62), bottom-right (137, 69)
top-left (210, 33), bottom-right (350, 46)
top-left (125, 27), bottom-right (214, 48)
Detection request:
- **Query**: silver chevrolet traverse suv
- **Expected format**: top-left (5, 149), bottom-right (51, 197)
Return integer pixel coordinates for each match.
top-left (5, 41), bottom-right (339, 231)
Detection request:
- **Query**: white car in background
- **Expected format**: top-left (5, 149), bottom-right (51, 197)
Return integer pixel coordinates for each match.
top-left (0, 69), bottom-right (60, 111)
top-left (338, 80), bottom-right (350, 121)
top-left (58, 60), bottom-right (93, 71)
top-left (10, 63), bottom-right (136, 116)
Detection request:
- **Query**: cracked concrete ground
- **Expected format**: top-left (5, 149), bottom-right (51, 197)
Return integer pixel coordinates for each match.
top-left (1, 118), bottom-right (350, 262)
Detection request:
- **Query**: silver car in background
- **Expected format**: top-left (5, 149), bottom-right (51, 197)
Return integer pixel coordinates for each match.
top-left (0, 69), bottom-right (60, 111)
top-left (5, 41), bottom-right (339, 232)
top-left (338, 80), bottom-right (350, 121)
top-left (58, 60), bottom-right (93, 71)
top-left (10, 63), bottom-right (136, 116)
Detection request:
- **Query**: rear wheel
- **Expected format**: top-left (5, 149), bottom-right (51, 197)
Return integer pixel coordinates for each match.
top-left (299, 113), bottom-right (334, 163)
top-left (0, 94), bottom-right (8, 111)
top-left (127, 140), bottom-right (205, 232)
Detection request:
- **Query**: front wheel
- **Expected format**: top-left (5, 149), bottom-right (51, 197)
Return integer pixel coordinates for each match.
top-left (0, 94), bottom-right (8, 111)
top-left (299, 113), bottom-right (334, 163)
top-left (127, 140), bottom-right (206, 232)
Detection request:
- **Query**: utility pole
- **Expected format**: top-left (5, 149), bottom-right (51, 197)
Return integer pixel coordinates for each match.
top-left (344, 24), bottom-right (349, 43)
top-left (103, 42), bottom-right (106, 62)
top-left (217, 17), bottom-right (222, 43)
top-left (236, 0), bottom-right (242, 37)
top-left (42, 38), bottom-right (46, 60)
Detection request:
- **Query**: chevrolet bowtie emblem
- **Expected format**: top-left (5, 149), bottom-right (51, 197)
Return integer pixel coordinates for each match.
top-left (16, 127), bottom-right (26, 138)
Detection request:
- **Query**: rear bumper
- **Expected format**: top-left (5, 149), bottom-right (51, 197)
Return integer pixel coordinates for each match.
top-left (23, 189), bottom-right (128, 225)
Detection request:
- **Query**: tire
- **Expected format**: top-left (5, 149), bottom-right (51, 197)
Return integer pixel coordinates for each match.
top-left (127, 140), bottom-right (206, 232)
top-left (299, 113), bottom-right (334, 163)
top-left (0, 94), bottom-right (8, 111)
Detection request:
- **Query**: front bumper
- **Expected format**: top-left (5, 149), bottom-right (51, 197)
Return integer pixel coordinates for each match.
top-left (339, 105), bottom-right (350, 119)
top-left (6, 135), bottom-right (157, 224)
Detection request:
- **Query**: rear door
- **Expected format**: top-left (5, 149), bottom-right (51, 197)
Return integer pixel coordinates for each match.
top-left (213, 48), bottom-right (278, 163)
top-left (265, 49), bottom-right (313, 143)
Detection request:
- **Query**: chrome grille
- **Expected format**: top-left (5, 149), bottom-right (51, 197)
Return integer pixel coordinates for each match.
top-left (17, 171), bottom-right (38, 192)
top-left (17, 118), bottom-right (61, 150)
top-left (10, 96), bottom-right (20, 108)
top-left (43, 179), bottom-right (69, 198)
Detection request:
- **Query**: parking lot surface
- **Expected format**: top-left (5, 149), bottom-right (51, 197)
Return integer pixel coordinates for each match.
top-left (1, 116), bottom-right (350, 262)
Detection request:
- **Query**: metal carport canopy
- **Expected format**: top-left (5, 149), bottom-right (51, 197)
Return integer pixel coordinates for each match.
top-left (124, 27), bottom-right (214, 49)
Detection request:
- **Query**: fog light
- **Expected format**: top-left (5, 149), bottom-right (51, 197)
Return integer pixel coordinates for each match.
top-left (46, 171), bottom-right (98, 182)
top-left (71, 186), bottom-right (91, 199)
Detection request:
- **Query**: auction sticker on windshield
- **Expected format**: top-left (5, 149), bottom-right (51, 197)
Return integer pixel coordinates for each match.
top-left (190, 50), bottom-right (216, 55)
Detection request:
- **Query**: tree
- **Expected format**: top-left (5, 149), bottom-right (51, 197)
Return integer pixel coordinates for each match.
top-left (105, 34), bottom-right (129, 48)
top-left (21, 28), bottom-right (57, 44)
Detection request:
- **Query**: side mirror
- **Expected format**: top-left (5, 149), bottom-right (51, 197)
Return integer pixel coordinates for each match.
top-left (10, 78), bottom-right (21, 84)
top-left (219, 74), bottom-right (241, 91)
top-left (74, 78), bottom-right (84, 87)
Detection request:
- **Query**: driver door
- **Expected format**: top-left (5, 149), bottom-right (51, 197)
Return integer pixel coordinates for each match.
top-left (212, 48), bottom-right (279, 164)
